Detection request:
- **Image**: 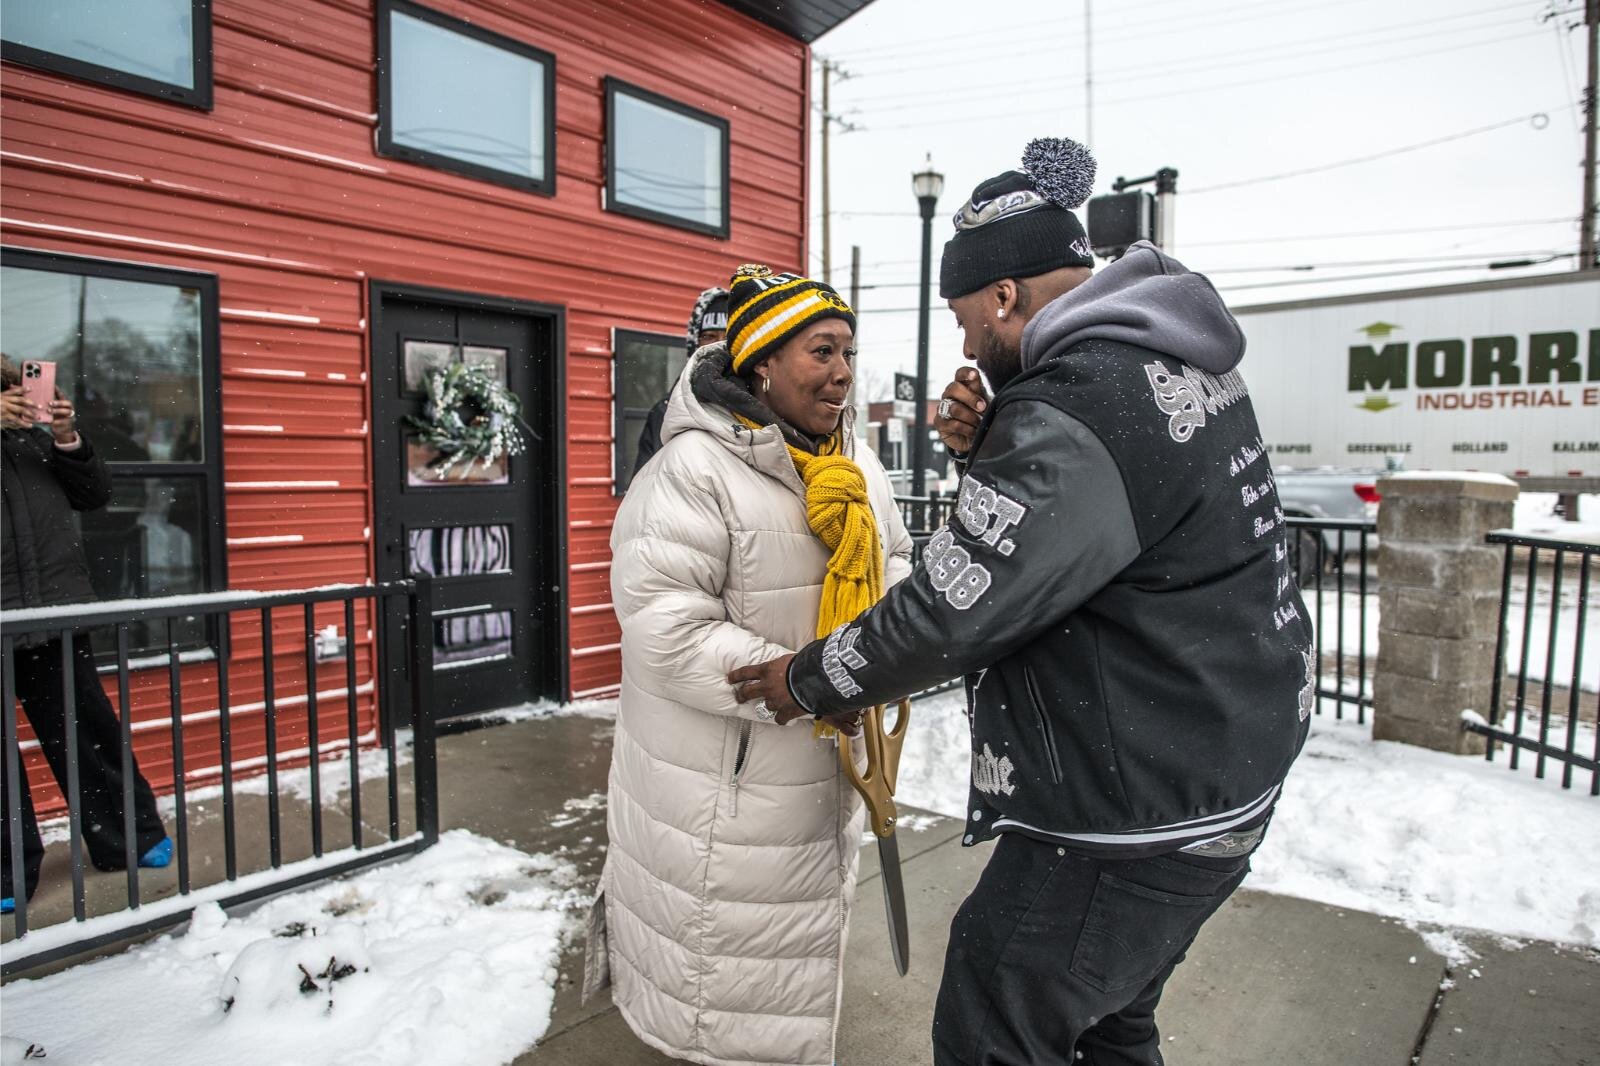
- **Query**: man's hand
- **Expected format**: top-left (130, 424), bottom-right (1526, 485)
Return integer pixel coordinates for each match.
top-left (1, 386), bottom-right (36, 431)
top-left (936, 367), bottom-right (988, 454)
top-left (48, 388), bottom-right (78, 446)
top-left (728, 655), bottom-right (862, 735)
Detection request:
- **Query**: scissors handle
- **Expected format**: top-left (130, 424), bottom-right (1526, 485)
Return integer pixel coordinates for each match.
top-left (840, 697), bottom-right (910, 839)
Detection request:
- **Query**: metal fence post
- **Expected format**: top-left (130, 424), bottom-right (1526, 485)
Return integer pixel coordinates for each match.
top-left (408, 575), bottom-right (439, 848)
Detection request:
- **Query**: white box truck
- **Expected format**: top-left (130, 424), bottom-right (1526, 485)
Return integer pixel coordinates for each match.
top-left (1232, 271), bottom-right (1600, 490)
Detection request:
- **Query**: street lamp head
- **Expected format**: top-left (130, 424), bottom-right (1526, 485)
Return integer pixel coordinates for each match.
top-left (912, 153), bottom-right (944, 206)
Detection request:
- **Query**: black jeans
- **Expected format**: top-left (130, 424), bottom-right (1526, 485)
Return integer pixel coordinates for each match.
top-left (932, 832), bottom-right (1257, 1066)
top-left (2, 634), bottom-right (166, 900)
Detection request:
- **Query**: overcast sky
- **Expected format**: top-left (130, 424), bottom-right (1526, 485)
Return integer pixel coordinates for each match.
top-left (806, 0), bottom-right (1589, 398)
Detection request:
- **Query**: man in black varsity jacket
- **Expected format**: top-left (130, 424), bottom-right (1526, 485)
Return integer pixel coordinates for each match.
top-left (730, 138), bottom-right (1314, 1066)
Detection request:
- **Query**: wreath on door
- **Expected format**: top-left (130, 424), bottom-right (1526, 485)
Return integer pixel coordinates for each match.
top-left (404, 363), bottom-right (536, 480)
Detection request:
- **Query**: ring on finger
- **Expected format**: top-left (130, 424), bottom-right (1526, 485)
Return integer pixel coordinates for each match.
top-left (937, 398), bottom-right (954, 420)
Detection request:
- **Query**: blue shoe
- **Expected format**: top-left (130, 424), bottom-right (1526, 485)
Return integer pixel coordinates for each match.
top-left (1, 897), bottom-right (13, 915)
top-left (139, 838), bottom-right (173, 869)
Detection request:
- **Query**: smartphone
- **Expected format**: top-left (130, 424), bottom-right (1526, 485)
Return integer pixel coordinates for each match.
top-left (20, 360), bottom-right (57, 424)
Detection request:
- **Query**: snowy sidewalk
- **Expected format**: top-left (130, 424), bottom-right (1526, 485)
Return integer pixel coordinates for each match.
top-left (5, 707), bottom-right (1597, 1064)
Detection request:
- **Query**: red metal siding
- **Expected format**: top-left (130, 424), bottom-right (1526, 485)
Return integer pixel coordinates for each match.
top-left (2, 0), bottom-right (811, 809)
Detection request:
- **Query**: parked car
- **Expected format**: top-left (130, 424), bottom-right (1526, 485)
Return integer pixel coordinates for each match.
top-left (1276, 468), bottom-right (1381, 586)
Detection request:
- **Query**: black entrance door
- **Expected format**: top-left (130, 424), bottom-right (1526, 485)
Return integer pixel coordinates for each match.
top-left (371, 286), bottom-right (562, 722)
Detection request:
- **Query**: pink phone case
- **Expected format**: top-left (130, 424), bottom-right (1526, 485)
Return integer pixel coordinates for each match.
top-left (20, 360), bottom-right (57, 424)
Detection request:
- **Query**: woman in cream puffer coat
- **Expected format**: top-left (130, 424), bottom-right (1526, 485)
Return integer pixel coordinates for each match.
top-left (595, 336), bottom-right (913, 1066)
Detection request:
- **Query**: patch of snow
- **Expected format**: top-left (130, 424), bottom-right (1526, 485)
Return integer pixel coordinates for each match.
top-left (452, 697), bottom-right (619, 728)
top-left (2, 831), bottom-right (582, 1066)
top-left (1514, 493), bottom-right (1600, 542)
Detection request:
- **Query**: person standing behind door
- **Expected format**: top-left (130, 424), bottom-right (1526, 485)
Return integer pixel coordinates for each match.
top-left (631, 285), bottom-right (729, 476)
top-left (1, 355), bottom-right (171, 914)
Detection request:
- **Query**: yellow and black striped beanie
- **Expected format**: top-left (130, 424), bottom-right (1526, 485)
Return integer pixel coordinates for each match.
top-left (725, 264), bottom-right (856, 376)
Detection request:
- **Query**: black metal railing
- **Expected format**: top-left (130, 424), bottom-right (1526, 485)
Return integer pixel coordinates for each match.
top-left (1466, 531), bottom-right (1597, 794)
top-left (894, 492), bottom-right (957, 560)
top-left (1285, 517), bottom-right (1378, 722)
top-left (0, 578), bottom-right (438, 974)
top-left (895, 493), bottom-right (961, 697)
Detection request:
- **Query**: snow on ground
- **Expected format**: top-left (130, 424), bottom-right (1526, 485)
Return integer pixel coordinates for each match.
top-left (898, 689), bottom-right (1600, 951)
top-left (2, 830), bottom-right (585, 1066)
top-left (1515, 492), bottom-right (1600, 542)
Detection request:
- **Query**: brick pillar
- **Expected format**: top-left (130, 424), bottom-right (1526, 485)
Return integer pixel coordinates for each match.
top-left (1373, 473), bottom-right (1518, 754)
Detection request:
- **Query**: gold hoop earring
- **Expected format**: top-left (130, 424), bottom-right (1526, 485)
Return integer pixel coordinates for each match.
top-left (762, 375), bottom-right (771, 393)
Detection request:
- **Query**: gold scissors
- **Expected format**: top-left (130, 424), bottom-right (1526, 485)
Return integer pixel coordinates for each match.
top-left (840, 696), bottom-right (911, 975)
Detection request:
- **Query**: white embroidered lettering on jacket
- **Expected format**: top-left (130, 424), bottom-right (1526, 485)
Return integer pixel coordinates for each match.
top-left (1297, 650), bottom-right (1315, 721)
top-left (822, 624), bottom-right (865, 698)
top-left (923, 529), bottom-right (993, 610)
top-left (972, 743), bottom-right (1017, 796)
top-left (955, 476), bottom-right (1029, 556)
top-left (1144, 362), bottom-right (1249, 443)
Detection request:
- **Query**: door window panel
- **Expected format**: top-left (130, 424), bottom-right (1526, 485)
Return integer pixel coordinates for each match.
top-left (432, 608), bottom-right (513, 668)
top-left (407, 525), bottom-right (512, 578)
top-left (613, 330), bottom-right (685, 494)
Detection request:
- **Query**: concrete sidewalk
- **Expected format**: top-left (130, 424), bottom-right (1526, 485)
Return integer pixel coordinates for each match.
top-left (422, 713), bottom-right (1597, 1066)
top-left (8, 711), bottom-right (1597, 1064)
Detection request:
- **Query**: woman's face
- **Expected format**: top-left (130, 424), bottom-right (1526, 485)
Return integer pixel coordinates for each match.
top-left (756, 319), bottom-right (855, 438)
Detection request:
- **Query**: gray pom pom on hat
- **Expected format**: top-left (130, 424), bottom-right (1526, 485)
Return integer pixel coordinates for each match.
top-left (1021, 137), bottom-right (1096, 210)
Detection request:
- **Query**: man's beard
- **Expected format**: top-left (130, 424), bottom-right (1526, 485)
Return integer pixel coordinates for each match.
top-left (977, 331), bottom-right (1024, 392)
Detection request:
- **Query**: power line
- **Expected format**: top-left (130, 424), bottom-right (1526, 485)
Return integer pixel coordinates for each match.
top-left (1186, 110), bottom-right (1560, 195)
top-left (1182, 216), bottom-right (1578, 247)
top-left (847, 5), bottom-right (1538, 106)
top-left (869, 28), bottom-right (1551, 130)
top-left (836, 0), bottom-right (1399, 65)
top-left (848, 251), bottom-right (1571, 290)
top-left (1215, 256), bottom-right (1574, 292)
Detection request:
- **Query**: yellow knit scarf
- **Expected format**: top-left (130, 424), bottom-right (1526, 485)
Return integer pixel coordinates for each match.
top-left (739, 417), bottom-right (883, 737)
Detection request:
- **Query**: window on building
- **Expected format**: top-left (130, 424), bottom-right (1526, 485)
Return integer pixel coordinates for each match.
top-left (0, 0), bottom-right (212, 109)
top-left (613, 330), bottom-right (686, 494)
top-left (0, 249), bottom-right (222, 658)
top-left (605, 79), bottom-right (729, 238)
top-left (377, 0), bottom-right (555, 194)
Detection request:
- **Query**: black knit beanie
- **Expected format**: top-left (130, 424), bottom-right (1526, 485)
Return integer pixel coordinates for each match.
top-left (939, 137), bottom-right (1098, 299)
top-left (686, 286), bottom-right (731, 355)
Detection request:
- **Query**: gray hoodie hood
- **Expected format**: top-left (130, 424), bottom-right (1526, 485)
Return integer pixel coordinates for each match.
top-left (1020, 241), bottom-right (1244, 375)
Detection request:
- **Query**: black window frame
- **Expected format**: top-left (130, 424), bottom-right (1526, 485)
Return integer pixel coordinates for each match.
top-left (612, 328), bottom-right (686, 495)
top-left (0, 0), bottom-right (213, 111)
top-left (0, 246), bottom-right (227, 662)
top-left (375, 0), bottom-right (557, 196)
top-left (604, 77), bottom-right (731, 239)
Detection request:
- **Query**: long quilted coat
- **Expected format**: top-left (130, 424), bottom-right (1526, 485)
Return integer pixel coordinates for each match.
top-left (597, 349), bottom-right (913, 1066)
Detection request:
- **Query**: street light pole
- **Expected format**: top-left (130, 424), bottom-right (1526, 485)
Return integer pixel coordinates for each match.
top-left (911, 157), bottom-right (944, 499)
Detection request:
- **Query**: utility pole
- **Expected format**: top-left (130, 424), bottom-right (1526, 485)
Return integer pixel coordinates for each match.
top-left (1084, 0), bottom-right (1094, 144)
top-left (816, 58), bottom-right (859, 284)
top-left (821, 58), bottom-right (833, 285)
top-left (1581, 0), bottom-right (1598, 269)
top-left (848, 244), bottom-right (863, 442)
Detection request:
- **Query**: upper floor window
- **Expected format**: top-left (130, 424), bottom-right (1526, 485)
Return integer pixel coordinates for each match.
top-left (377, 0), bottom-right (555, 194)
top-left (0, 0), bottom-right (212, 109)
top-left (605, 79), bottom-right (729, 238)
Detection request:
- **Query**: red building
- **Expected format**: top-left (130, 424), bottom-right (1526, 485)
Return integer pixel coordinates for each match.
top-left (1, 0), bottom-right (871, 812)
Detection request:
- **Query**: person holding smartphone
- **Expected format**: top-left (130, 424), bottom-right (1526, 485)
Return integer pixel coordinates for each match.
top-left (1, 355), bottom-right (170, 914)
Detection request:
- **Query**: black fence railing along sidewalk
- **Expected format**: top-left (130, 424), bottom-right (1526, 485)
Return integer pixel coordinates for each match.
top-left (1287, 516), bottom-right (1378, 722)
top-left (1, 579), bottom-right (440, 975)
top-left (1467, 531), bottom-right (1598, 794)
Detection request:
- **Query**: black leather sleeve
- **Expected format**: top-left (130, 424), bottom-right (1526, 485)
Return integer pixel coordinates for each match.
top-left (788, 399), bottom-right (1142, 716)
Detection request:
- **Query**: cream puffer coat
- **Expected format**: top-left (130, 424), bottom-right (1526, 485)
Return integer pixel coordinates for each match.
top-left (597, 348), bottom-right (913, 1066)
